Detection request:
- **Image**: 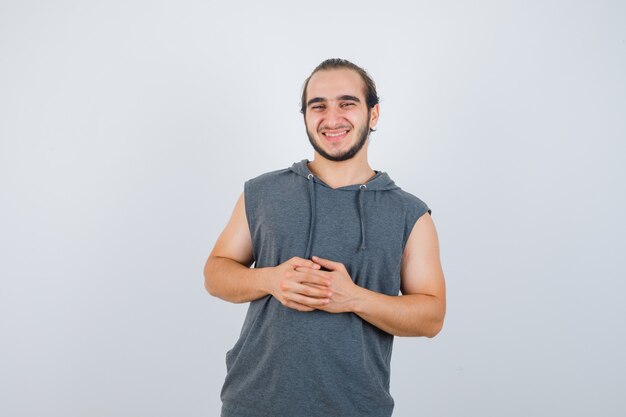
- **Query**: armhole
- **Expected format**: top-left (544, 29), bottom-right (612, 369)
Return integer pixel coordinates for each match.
top-left (401, 202), bottom-right (431, 252)
top-left (243, 180), bottom-right (257, 266)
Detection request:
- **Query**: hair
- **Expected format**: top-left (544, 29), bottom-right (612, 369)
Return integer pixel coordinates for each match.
top-left (300, 58), bottom-right (380, 115)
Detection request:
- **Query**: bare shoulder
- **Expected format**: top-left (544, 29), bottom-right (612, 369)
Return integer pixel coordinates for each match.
top-left (400, 212), bottom-right (446, 300)
top-left (208, 191), bottom-right (254, 267)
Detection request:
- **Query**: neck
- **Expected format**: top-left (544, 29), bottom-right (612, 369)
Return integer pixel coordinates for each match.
top-left (307, 151), bottom-right (375, 189)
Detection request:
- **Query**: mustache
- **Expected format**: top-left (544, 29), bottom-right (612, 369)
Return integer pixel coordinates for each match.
top-left (318, 125), bottom-right (351, 132)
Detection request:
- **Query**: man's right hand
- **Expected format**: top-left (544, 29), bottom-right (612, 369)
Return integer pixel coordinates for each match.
top-left (265, 257), bottom-right (332, 312)
top-left (205, 192), bottom-right (332, 308)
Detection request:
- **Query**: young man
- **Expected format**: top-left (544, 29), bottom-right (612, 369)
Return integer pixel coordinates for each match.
top-left (204, 59), bottom-right (446, 417)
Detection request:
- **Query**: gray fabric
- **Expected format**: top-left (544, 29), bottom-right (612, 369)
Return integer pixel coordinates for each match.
top-left (220, 159), bottom-right (431, 417)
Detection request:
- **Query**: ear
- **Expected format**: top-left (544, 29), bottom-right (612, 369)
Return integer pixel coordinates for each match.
top-left (369, 103), bottom-right (380, 129)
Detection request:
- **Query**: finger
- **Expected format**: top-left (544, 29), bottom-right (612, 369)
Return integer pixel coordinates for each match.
top-left (294, 266), bottom-right (327, 276)
top-left (302, 282), bottom-right (330, 292)
top-left (293, 268), bottom-right (331, 285)
top-left (288, 293), bottom-right (330, 307)
top-left (311, 256), bottom-right (342, 271)
top-left (289, 257), bottom-right (321, 270)
top-left (302, 282), bottom-right (326, 288)
top-left (293, 265), bottom-right (322, 273)
top-left (297, 283), bottom-right (332, 299)
top-left (282, 300), bottom-right (315, 312)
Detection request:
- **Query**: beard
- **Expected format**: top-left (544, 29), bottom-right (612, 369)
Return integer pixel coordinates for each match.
top-left (306, 112), bottom-right (371, 162)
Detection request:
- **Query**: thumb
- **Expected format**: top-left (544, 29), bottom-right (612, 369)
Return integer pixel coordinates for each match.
top-left (311, 256), bottom-right (342, 271)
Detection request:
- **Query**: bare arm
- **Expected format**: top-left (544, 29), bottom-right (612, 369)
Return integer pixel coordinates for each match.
top-left (204, 192), bottom-right (332, 309)
top-left (296, 212), bottom-right (446, 337)
top-left (354, 212), bottom-right (446, 337)
top-left (203, 191), bottom-right (267, 303)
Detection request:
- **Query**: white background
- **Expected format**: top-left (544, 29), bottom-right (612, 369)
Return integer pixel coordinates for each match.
top-left (1, 1), bottom-right (625, 416)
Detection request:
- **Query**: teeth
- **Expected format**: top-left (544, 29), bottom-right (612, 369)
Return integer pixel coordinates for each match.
top-left (324, 131), bottom-right (348, 137)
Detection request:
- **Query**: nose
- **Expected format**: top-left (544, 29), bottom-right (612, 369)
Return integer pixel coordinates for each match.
top-left (324, 105), bottom-right (345, 129)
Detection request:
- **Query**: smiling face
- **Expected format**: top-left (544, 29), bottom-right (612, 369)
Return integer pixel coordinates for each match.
top-left (303, 68), bottom-right (379, 162)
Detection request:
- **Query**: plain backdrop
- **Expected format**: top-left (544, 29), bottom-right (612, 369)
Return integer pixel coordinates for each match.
top-left (1, 1), bottom-right (625, 416)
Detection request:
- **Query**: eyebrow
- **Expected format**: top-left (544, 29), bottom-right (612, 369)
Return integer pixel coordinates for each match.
top-left (307, 95), bottom-right (362, 107)
top-left (338, 95), bottom-right (361, 103)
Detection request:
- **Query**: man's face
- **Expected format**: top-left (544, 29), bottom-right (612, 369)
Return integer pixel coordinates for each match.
top-left (303, 69), bottom-right (379, 162)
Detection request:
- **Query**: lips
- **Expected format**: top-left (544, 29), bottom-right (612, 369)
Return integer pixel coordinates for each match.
top-left (321, 129), bottom-right (350, 142)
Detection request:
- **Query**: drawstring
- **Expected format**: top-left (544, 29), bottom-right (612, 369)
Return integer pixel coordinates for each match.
top-left (304, 173), bottom-right (316, 259)
top-left (358, 184), bottom-right (367, 250)
top-left (304, 173), bottom-right (367, 257)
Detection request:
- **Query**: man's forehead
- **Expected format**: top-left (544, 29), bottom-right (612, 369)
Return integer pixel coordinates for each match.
top-left (306, 68), bottom-right (366, 100)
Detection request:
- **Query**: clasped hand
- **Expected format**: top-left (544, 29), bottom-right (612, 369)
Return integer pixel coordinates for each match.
top-left (269, 256), bottom-right (358, 313)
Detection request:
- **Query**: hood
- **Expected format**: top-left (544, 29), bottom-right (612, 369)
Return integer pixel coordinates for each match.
top-left (289, 159), bottom-right (399, 257)
top-left (289, 159), bottom-right (399, 191)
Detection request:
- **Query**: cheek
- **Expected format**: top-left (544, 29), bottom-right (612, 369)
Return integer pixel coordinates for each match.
top-left (305, 116), bottom-right (321, 132)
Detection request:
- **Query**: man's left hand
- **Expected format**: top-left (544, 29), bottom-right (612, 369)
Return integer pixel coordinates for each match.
top-left (295, 255), bottom-right (361, 314)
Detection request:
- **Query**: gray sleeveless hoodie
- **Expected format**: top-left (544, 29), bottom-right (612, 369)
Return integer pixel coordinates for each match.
top-left (221, 159), bottom-right (431, 417)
